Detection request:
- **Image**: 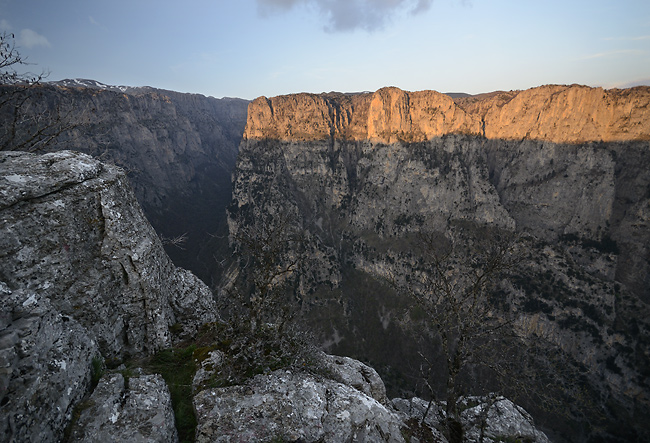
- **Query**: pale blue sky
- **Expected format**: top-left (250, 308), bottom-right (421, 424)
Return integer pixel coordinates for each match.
top-left (1, 0), bottom-right (648, 99)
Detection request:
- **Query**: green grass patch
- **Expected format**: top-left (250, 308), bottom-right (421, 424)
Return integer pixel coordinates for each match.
top-left (144, 345), bottom-right (198, 443)
top-left (90, 356), bottom-right (104, 388)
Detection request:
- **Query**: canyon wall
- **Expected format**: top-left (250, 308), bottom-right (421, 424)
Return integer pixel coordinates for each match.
top-left (245, 84), bottom-right (650, 143)
top-left (229, 84), bottom-right (650, 442)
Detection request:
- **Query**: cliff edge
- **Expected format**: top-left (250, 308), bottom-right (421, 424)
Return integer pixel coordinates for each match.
top-left (0, 150), bottom-right (218, 442)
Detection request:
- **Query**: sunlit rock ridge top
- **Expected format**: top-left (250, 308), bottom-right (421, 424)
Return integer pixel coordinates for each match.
top-left (244, 84), bottom-right (650, 144)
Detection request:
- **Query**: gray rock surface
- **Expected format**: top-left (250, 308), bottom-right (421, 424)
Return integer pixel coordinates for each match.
top-left (0, 150), bottom-right (219, 442)
top-left (0, 282), bottom-right (98, 443)
top-left (68, 373), bottom-right (178, 443)
top-left (392, 396), bottom-right (550, 443)
top-left (193, 369), bottom-right (406, 443)
top-left (319, 353), bottom-right (389, 405)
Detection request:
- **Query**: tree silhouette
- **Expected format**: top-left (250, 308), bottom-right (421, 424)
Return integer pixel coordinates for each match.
top-left (0, 32), bottom-right (76, 152)
top-left (391, 222), bottom-right (522, 442)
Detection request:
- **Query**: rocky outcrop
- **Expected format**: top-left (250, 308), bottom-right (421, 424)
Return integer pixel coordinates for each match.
top-left (393, 396), bottom-right (550, 443)
top-left (320, 354), bottom-right (389, 405)
top-left (0, 150), bottom-right (218, 442)
top-left (229, 85), bottom-right (650, 441)
top-left (68, 373), bottom-right (178, 443)
top-left (0, 150), bottom-right (218, 356)
top-left (192, 353), bottom-right (549, 443)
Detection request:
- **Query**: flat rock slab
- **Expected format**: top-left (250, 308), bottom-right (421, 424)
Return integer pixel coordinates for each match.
top-left (194, 369), bottom-right (406, 442)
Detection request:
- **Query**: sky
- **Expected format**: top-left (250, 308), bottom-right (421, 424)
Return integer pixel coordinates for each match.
top-left (1, 0), bottom-right (649, 99)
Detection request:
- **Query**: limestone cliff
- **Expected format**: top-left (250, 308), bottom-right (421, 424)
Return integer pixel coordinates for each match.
top-left (0, 150), bottom-right (218, 442)
top-left (244, 84), bottom-right (650, 144)
top-left (459, 84), bottom-right (650, 143)
top-left (229, 84), bottom-right (650, 442)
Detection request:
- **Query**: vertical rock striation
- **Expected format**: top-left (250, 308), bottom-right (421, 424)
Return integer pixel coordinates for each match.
top-left (0, 150), bottom-right (218, 442)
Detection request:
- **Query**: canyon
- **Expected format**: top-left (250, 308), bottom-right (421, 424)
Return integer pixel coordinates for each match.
top-left (1, 82), bottom-right (649, 442)
top-left (1, 80), bottom-right (249, 286)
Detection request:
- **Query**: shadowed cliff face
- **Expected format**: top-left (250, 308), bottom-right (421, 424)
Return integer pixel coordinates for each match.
top-left (229, 84), bottom-right (650, 442)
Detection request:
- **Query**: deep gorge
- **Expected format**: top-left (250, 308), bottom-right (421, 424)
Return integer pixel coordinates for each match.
top-left (1, 82), bottom-right (649, 442)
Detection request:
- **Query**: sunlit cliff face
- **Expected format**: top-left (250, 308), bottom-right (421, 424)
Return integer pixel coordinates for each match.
top-left (244, 84), bottom-right (650, 144)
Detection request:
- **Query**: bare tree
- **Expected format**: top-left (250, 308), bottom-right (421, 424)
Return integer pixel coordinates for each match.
top-left (0, 31), bottom-right (43, 85)
top-left (0, 32), bottom-right (77, 152)
top-left (205, 208), bottom-right (316, 386)
top-left (391, 222), bottom-right (521, 442)
top-left (227, 209), bottom-right (305, 335)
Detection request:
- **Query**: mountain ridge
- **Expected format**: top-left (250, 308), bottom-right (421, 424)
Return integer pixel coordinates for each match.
top-left (243, 84), bottom-right (650, 144)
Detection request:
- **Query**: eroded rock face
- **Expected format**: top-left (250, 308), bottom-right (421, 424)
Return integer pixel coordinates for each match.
top-left (68, 373), bottom-right (178, 443)
top-left (0, 150), bottom-right (217, 358)
top-left (193, 369), bottom-right (406, 443)
top-left (0, 150), bottom-right (218, 442)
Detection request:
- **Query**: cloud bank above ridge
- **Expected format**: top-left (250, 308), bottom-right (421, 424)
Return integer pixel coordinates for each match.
top-left (257, 0), bottom-right (434, 32)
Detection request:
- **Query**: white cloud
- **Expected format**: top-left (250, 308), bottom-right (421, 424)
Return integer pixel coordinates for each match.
top-left (18, 29), bottom-right (51, 48)
top-left (0, 19), bottom-right (12, 32)
top-left (257, 0), bottom-right (434, 32)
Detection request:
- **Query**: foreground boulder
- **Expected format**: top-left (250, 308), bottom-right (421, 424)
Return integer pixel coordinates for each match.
top-left (192, 353), bottom-right (551, 443)
top-left (68, 373), bottom-right (178, 443)
top-left (0, 150), bottom-right (218, 442)
top-left (193, 369), bottom-right (406, 442)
